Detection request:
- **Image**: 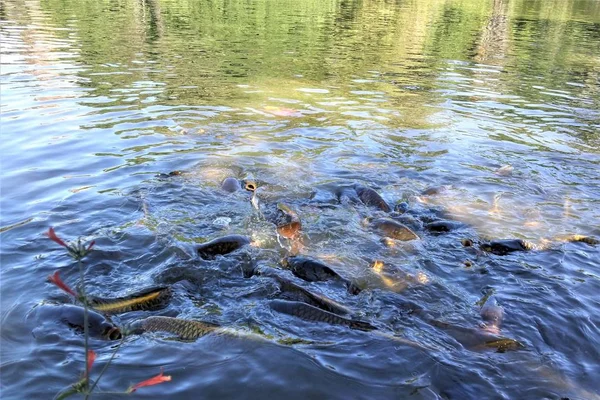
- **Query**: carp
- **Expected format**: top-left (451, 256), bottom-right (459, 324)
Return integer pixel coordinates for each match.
top-left (197, 235), bottom-right (251, 259)
top-left (353, 184), bottom-right (391, 212)
top-left (273, 203), bottom-right (302, 239)
top-left (369, 218), bottom-right (419, 241)
top-left (34, 304), bottom-right (122, 340)
top-left (221, 177), bottom-right (242, 192)
top-left (128, 316), bottom-right (219, 340)
top-left (281, 256), bottom-right (361, 295)
top-left (563, 235), bottom-right (599, 246)
top-left (270, 300), bottom-right (375, 331)
top-left (273, 275), bottom-right (351, 315)
top-left (88, 286), bottom-right (172, 315)
top-left (482, 338), bottom-right (524, 353)
top-left (480, 239), bottom-right (533, 255)
top-left (480, 297), bottom-right (504, 335)
top-left (221, 177), bottom-right (257, 193)
top-left (425, 220), bottom-right (466, 233)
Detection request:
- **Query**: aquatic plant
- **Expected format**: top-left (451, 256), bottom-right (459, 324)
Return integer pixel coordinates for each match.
top-left (46, 228), bottom-right (172, 399)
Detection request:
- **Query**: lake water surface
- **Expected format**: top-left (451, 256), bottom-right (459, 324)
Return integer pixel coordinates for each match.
top-left (1, 0), bottom-right (600, 399)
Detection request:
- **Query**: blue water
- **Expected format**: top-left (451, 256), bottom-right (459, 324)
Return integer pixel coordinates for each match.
top-left (1, 0), bottom-right (600, 399)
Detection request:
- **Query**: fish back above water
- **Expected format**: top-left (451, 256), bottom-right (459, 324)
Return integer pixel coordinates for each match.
top-left (370, 218), bottom-right (419, 241)
top-left (274, 203), bottom-right (302, 239)
top-left (353, 184), bottom-right (391, 212)
top-left (270, 300), bottom-right (376, 331)
top-left (335, 186), bottom-right (362, 205)
top-left (34, 304), bottom-right (122, 340)
top-left (197, 235), bottom-right (251, 259)
top-left (481, 239), bottom-right (532, 255)
top-left (281, 256), bottom-right (361, 295)
top-left (282, 256), bottom-right (339, 281)
top-left (275, 276), bottom-right (352, 315)
top-left (562, 235), bottom-right (599, 246)
top-left (480, 297), bottom-right (504, 333)
top-left (128, 316), bottom-right (220, 340)
top-left (425, 220), bottom-right (466, 233)
top-left (221, 177), bottom-right (242, 192)
top-left (88, 286), bottom-right (172, 315)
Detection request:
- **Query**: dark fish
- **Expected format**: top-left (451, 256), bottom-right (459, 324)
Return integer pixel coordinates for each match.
top-left (480, 297), bottom-right (504, 333)
top-left (281, 256), bottom-right (361, 295)
top-left (483, 338), bottom-right (524, 353)
top-left (36, 304), bottom-right (122, 340)
top-left (353, 184), bottom-right (391, 212)
top-left (197, 235), bottom-right (251, 259)
top-left (480, 239), bottom-right (532, 255)
top-left (273, 203), bottom-right (302, 239)
top-left (128, 316), bottom-right (219, 340)
top-left (421, 186), bottom-right (447, 196)
top-left (564, 235), bottom-right (599, 246)
top-left (394, 202), bottom-right (409, 214)
top-left (270, 300), bottom-right (375, 331)
top-left (428, 318), bottom-right (522, 353)
top-left (274, 275), bottom-right (351, 315)
top-left (88, 286), bottom-right (172, 315)
top-left (335, 186), bottom-right (361, 205)
top-left (425, 220), bottom-right (465, 233)
top-left (221, 177), bottom-right (242, 192)
top-left (461, 238), bottom-right (474, 247)
top-left (156, 170), bottom-right (184, 178)
top-left (370, 218), bottom-right (419, 241)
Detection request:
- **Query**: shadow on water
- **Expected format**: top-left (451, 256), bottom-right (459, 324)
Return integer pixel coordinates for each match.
top-left (1, 0), bottom-right (600, 398)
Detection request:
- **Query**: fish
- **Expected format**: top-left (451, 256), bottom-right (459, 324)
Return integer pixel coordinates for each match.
top-left (369, 218), bottom-right (419, 241)
top-left (274, 203), bottom-right (302, 239)
top-left (281, 256), bottom-right (361, 295)
top-left (128, 316), bottom-right (220, 340)
top-left (562, 234), bottom-right (599, 246)
top-left (482, 338), bottom-right (524, 353)
top-left (273, 275), bottom-right (352, 315)
top-left (428, 318), bottom-right (523, 353)
top-left (221, 177), bottom-right (242, 192)
top-left (425, 220), bottom-right (465, 233)
top-left (421, 186), bottom-right (447, 196)
top-left (88, 286), bottom-right (172, 315)
top-left (335, 186), bottom-right (361, 205)
top-left (461, 238), bottom-right (474, 247)
top-left (480, 239), bottom-right (533, 255)
top-left (353, 184), bottom-right (391, 212)
top-left (394, 202), bottom-right (409, 214)
top-left (156, 170), bottom-right (184, 178)
top-left (34, 304), bottom-right (122, 340)
top-left (370, 260), bottom-right (429, 291)
top-left (480, 297), bottom-right (504, 335)
top-left (197, 235), bottom-right (251, 259)
top-left (495, 165), bottom-right (514, 176)
top-left (270, 300), bottom-right (376, 331)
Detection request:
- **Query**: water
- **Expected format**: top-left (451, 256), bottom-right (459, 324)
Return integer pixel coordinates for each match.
top-left (1, 0), bottom-right (600, 398)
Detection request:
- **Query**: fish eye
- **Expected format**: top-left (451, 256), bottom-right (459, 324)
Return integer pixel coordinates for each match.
top-left (245, 182), bottom-right (256, 192)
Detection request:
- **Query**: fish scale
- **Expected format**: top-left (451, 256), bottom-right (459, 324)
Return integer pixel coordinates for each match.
top-left (131, 316), bottom-right (220, 340)
top-left (89, 286), bottom-right (172, 315)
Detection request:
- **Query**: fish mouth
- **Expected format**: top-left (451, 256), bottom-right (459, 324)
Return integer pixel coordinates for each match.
top-left (244, 181), bottom-right (257, 192)
top-left (104, 326), bottom-right (123, 340)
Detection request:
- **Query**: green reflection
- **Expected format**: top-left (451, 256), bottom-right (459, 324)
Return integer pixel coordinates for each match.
top-left (3, 0), bottom-right (598, 136)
